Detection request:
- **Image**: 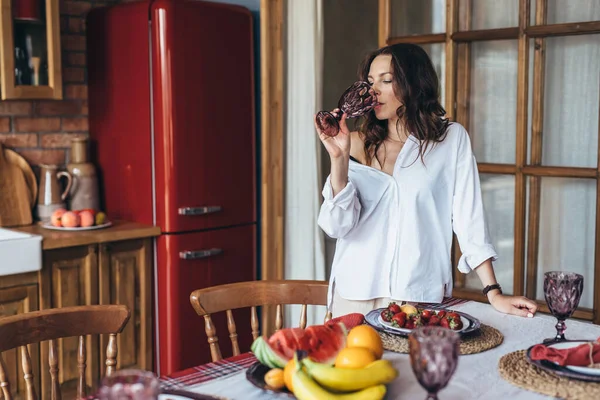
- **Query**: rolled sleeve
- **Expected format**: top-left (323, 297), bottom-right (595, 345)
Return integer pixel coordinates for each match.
top-left (452, 128), bottom-right (498, 274)
top-left (318, 177), bottom-right (361, 238)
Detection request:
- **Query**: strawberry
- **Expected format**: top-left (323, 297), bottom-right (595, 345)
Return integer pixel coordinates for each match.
top-left (427, 315), bottom-right (440, 326)
top-left (436, 310), bottom-right (446, 318)
top-left (404, 318), bottom-right (415, 330)
top-left (420, 309), bottom-right (433, 321)
top-left (449, 317), bottom-right (463, 330)
top-left (388, 302), bottom-right (401, 314)
top-left (447, 312), bottom-right (461, 320)
top-left (439, 317), bottom-right (450, 329)
top-left (380, 309), bottom-right (393, 322)
top-left (391, 312), bottom-right (407, 328)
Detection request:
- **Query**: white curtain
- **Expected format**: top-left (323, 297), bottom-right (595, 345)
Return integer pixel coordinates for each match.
top-left (284, 0), bottom-right (327, 327)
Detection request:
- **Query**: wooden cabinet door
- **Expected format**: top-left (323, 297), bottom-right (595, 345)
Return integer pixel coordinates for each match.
top-left (39, 245), bottom-right (99, 400)
top-left (0, 285), bottom-right (40, 400)
top-left (98, 239), bottom-right (153, 372)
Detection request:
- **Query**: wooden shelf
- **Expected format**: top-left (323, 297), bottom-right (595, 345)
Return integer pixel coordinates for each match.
top-left (13, 220), bottom-right (161, 250)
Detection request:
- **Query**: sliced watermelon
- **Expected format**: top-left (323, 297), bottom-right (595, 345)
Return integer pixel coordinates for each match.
top-left (250, 322), bottom-right (347, 367)
top-left (250, 336), bottom-right (287, 368)
top-left (303, 323), bottom-right (347, 364)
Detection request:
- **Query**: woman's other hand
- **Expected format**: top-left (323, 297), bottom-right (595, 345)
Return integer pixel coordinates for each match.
top-left (314, 109), bottom-right (351, 160)
top-left (489, 293), bottom-right (538, 318)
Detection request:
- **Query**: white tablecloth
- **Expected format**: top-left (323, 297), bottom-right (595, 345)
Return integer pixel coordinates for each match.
top-left (182, 301), bottom-right (600, 399)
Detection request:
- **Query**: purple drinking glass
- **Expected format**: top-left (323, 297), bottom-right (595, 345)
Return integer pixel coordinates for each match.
top-left (409, 326), bottom-right (460, 400)
top-left (543, 271), bottom-right (584, 343)
top-left (316, 81), bottom-right (378, 137)
top-left (97, 369), bottom-right (160, 400)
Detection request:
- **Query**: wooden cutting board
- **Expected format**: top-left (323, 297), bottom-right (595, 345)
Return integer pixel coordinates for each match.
top-left (0, 144), bottom-right (37, 227)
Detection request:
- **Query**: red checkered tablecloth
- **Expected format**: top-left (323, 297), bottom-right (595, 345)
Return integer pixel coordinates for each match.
top-left (159, 297), bottom-right (468, 390)
top-left (160, 352), bottom-right (258, 391)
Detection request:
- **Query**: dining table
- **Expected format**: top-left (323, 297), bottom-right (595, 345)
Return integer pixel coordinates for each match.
top-left (159, 299), bottom-right (600, 400)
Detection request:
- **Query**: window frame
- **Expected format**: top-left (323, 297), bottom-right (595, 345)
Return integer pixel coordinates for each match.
top-left (378, 0), bottom-right (600, 322)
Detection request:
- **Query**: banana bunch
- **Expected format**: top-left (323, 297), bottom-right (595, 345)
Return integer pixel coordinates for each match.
top-left (291, 354), bottom-right (398, 400)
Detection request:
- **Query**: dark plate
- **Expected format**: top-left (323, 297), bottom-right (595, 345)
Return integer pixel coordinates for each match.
top-left (525, 341), bottom-right (600, 383)
top-left (245, 362), bottom-right (295, 398)
top-left (364, 307), bottom-right (481, 337)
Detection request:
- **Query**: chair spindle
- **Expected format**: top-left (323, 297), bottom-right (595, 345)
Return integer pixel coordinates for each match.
top-left (275, 305), bottom-right (283, 331)
top-left (204, 315), bottom-right (222, 361)
top-left (250, 307), bottom-right (260, 340)
top-left (106, 333), bottom-right (118, 376)
top-left (0, 354), bottom-right (12, 400)
top-left (77, 336), bottom-right (86, 400)
top-left (21, 346), bottom-right (36, 400)
top-left (226, 310), bottom-right (240, 356)
top-left (49, 339), bottom-right (61, 400)
top-left (299, 304), bottom-right (307, 329)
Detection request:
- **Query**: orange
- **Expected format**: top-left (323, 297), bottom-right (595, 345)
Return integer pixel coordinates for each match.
top-left (283, 358), bottom-right (296, 392)
top-left (346, 325), bottom-right (384, 359)
top-left (334, 347), bottom-right (377, 369)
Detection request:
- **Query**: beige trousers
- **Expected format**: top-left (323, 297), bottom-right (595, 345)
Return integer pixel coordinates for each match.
top-left (331, 288), bottom-right (406, 318)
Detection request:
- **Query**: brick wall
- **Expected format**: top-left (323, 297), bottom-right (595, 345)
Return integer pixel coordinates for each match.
top-left (0, 0), bottom-right (121, 167)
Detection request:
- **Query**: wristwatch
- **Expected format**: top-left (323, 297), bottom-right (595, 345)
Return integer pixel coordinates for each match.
top-left (483, 283), bottom-right (502, 296)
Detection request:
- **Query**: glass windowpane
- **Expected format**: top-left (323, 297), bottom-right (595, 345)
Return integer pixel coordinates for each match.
top-left (390, 0), bottom-right (445, 36)
top-left (540, 35), bottom-right (600, 168)
top-left (469, 40), bottom-right (518, 164)
top-left (535, 178), bottom-right (596, 309)
top-left (465, 174), bottom-right (515, 294)
top-left (545, 0), bottom-right (600, 25)
top-left (420, 43), bottom-right (446, 108)
top-left (459, 0), bottom-right (519, 31)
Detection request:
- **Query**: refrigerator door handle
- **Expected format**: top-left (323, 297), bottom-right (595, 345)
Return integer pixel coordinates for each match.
top-left (179, 248), bottom-right (223, 260)
top-left (178, 206), bottom-right (222, 216)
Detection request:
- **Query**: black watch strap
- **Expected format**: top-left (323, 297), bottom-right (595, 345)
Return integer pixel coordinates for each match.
top-left (483, 283), bottom-right (502, 296)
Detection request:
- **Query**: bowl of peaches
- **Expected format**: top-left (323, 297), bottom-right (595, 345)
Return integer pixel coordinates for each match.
top-left (365, 302), bottom-right (481, 337)
top-left (41, 208), bottom-right (112, 231)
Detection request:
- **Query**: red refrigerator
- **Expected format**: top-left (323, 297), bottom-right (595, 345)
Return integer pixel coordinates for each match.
top-left (87, 0), bottom-right (257, 375)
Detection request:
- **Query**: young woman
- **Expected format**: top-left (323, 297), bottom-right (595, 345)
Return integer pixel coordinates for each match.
top-left (316, 43), bottom-right (537, 318)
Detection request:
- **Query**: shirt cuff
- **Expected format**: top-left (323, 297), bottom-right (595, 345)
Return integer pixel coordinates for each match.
top-left (322, 179), bottom-right (357, 211)
top-left (457, 244), bottom-right (498, 274)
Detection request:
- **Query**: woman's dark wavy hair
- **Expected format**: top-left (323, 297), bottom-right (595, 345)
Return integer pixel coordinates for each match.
top-left (358, 43), bottom-right (449, 165)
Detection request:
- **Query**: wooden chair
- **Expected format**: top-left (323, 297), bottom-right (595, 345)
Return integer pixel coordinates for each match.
top-left (189, 280), bottom-right (331, 362)
top-left (0, 305), bottom-right (130, 400)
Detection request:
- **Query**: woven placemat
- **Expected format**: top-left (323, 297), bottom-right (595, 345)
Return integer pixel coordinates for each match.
top-left (499, 350), bottom-right (600, 399)
top-left (378, 324), bottom-right (503, 355)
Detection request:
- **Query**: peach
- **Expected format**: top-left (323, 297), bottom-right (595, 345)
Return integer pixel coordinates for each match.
top-left (79, 210), bottom-right (95, 227)
top-left (50, 208), bottom-right (67, 227)
top-left (61, 211), bottom-right (81, 228)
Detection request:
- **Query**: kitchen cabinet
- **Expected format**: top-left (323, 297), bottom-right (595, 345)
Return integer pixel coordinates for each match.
top-left (0, 0), bottom-right (62, 99)
top-left (0, 277), bottom-right (40, 400)
top-left (6, 221), bottom-right (160, 400)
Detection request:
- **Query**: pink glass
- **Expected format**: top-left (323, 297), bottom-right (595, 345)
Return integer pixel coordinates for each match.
top-left (543, 271), bottom-right (584, 343)
top-left (316, 81), bottom-right (378, 137)
top-left (409, 326), bottom-right (460, 400)
top-left (98, 369), bottom-right (160, 400)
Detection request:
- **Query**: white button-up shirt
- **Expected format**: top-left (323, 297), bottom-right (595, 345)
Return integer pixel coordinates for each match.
top-left (318, 123), bottom-right (498, 308)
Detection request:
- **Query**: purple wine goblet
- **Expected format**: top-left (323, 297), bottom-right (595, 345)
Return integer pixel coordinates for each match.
top-left (543, 271), bottom-right (584, 343)
top-left (316, 81), bottom-right (378, 137)
top-left (409, 326), bottom-right (460, 400)
top-left (97, 369), bottom-right (160, 400)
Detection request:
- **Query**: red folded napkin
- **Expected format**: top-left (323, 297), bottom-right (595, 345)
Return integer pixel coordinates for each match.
top-left (326, 313), bottom-right (365, 330)
top-left (530, 338), bottom-right (600, 367)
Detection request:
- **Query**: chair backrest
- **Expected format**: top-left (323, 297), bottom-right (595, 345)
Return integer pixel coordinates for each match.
top-left (0, 305), bottom-right (130, 400)
top-left (189, 280), bottom-right (331, 362)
